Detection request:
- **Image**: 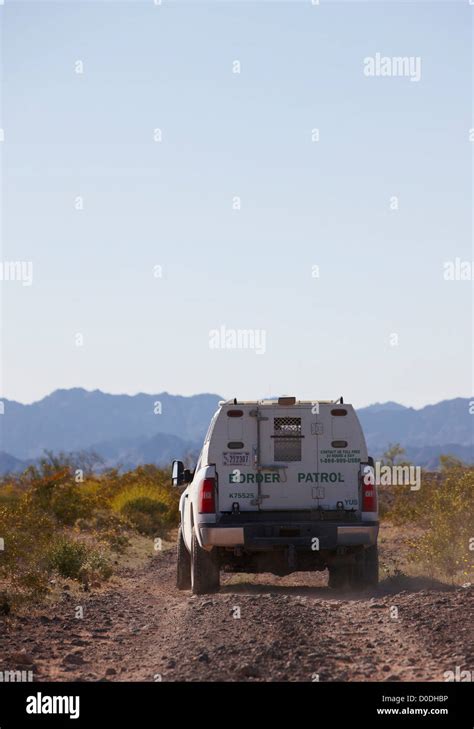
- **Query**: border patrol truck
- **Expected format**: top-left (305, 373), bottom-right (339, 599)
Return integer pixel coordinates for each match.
top-left (172, 397), bottom-right (378, 594)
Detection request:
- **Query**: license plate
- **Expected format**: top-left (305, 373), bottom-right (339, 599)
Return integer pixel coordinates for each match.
top-left (223, 452), bottom-right (250, 466)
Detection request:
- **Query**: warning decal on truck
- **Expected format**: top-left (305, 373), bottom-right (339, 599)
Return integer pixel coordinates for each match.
top-left (319, 449), bottom-right (361, 464)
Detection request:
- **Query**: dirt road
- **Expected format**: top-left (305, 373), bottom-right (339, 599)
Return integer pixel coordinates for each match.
top-left (1, 537), bottom-right (472, 682)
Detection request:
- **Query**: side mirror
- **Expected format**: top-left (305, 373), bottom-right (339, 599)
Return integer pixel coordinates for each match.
top-left (183, 468), bottom-right (193, 484)
top-left (171, 460), bottom-right (185, 486)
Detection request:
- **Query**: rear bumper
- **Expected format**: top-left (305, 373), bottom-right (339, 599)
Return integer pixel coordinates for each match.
top-left (199, 521), bottom-right (378, 550)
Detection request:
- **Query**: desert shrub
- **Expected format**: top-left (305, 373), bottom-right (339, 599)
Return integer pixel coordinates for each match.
top-left (377, 487), bottom-right (396, 520)
top-left (101, 530), bottom-right (130, 553)
top-left (47, 538), bottom-right (111, 581)
top-left (47, 539), bottom-right (89, 579)
top-left (111, 480), bottom-right (178, 535)
top-left (377, 444), bottom-right (415, 521)
top-left (384, 464), bottom-right (474, 581)
top-left (81, 548), bottom-right (113, 581)
top-left (0, 461), bottom-right (177, 609)
top-left (409, 468), bottom-right (474, 580)
top-left (383, 477), bottom-right (433, 525)
top-left (121, 496), bottom-right (168, 535)
top-left (10, 454), bottom-right (104, 527)
top-left (0, 497), bottom-right (56, 604)
top-left (24, 452), bottom-right (73, 510)
top-left (75, 508), bottom-right (130, 551)
top-left (48, 483), bottom-right (97, 526)
top-left (0, 483), bottom-right (22, 508)
top-left (381, 443), bottom-right (411, 468)
top-left (109, 469), bottom-right (180, 534)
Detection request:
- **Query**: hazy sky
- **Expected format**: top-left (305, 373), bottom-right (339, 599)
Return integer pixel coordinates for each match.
top-left (0, 0), bottom-right (472, 408)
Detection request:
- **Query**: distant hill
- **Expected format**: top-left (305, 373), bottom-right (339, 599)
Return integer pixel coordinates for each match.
top-left (360, 401), bottom-right (407, 414)
top-left (0, 451), bottom-right (31, 475)
top-left (402, 444), bottom-right (474, 471)
top-left (0, 388), bottom-right (221, 460)
top-left (88, 432), bottom-right (200, 471)
top-left (0, 390), bottom-right (471, 473)
top-left (358, 398), bottom-right (473, 453)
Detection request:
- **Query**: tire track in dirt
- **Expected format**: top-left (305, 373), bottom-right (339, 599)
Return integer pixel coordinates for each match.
top-left (1, 549), bottom-right (472, 682)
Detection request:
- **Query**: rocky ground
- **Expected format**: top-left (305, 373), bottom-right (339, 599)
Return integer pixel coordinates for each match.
top-left (1, 528), bottom-right (472, 682)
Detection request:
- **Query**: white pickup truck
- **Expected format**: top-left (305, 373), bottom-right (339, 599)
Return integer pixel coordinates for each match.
top-left (172, 397), bottom-right (379, 594)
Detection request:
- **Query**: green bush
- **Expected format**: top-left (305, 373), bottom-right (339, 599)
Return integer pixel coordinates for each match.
top-left (26, 453), bottom-right (73, 511)
top-left (121, 496), bottom-right (168, 535)
top-left (80, 548), bottom-right (113, 581)
top-left (49, 483), bottom-right (96, 526)
top-left (0, 461), bottom-right (177, 609)
top-left (385, 464), bottom-right (474, 582)
top-left (0, 499), bottom-right (55, 603)
top-left (47, 539), bottom-right (89, 579)
top-left (409, 468), bottom-right (474, 581)
top-left (47, 539), bottom-right (112, 581)
top-left (0, 484), bottom-right (22, 508)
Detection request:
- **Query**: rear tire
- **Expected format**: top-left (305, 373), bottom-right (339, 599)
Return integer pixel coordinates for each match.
top-left (190, 531), bottom-right (220, 595)
top-left (351, 545), bottom-right (379, 588)
top-left (328, 564), bottom-right (351, 590)
top-left (176, 526), bottom-right (191, 590)
top-left (361, 544), bottom-right (379, 587)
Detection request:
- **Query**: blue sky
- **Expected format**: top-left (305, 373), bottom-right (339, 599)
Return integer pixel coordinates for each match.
top-left (0, 0), bottom-right (472, 408)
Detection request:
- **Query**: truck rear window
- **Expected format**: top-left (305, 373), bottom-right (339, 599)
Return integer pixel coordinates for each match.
top-left (272, 417), bottom-right (303, 461)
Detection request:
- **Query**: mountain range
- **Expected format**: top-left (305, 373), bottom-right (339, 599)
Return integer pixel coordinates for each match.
top-left (0, 389), bottom-right (472, 473)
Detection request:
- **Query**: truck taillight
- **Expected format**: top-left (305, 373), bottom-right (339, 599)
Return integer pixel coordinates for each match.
top-left (198, 477), bottom-right (216, 514)
top-left (362, 484), bottom-right (377, 512)
top-left (362, 486), bottom-right (377, 512)
top-left (361, 465), bottom-right (377, 512)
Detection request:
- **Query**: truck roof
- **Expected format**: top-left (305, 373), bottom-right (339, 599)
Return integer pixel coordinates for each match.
top-left (218, 398), bottom-right (349, 406)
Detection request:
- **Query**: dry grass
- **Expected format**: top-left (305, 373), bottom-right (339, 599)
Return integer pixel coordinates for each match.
top-left (381, 465), bottom-right (474, 585)
top-left (0, 455), bottom-right (178, 612)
